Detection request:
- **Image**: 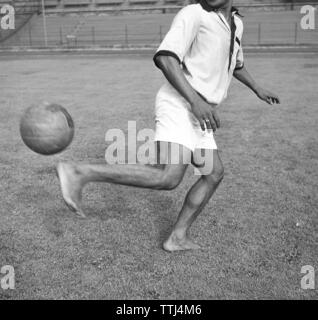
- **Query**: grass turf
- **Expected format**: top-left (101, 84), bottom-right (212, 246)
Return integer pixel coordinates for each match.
top-left (0, 52), bottom-right (317, 299)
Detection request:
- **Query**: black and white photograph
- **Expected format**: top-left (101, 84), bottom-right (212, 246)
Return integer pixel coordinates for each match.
top-left (0, 0), bottom-right (317, 304)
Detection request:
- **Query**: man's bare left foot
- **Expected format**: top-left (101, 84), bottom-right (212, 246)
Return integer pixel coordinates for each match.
top-left (56, 162), bottom-right (86, 218)
top-left (163, 233), bottom-right (201, 252)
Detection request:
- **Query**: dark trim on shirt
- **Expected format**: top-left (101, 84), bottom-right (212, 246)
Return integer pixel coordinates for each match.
top-left (232, 6), bottom-right (244, 17)
top-left (153, 50), bottom-right (181, 69)
top-left (234, 63), bottom-right (244, 71)
top-left (228, 15), bottom-right (237, 71)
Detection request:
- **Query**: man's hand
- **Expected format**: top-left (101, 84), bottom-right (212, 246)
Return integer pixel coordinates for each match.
top-left (255, 87), bottom-right (280, 105)
top-left (190, 96), bottom-right (220, 132)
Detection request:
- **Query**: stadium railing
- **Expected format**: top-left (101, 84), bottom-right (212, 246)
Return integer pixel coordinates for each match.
top-left (0, 1), bottom-right (317, 48)
top-left (29, 1), bottom-right (317, 13)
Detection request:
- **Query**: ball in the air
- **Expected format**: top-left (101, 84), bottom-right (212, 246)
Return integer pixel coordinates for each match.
top-left (20, 102), bottom-right (75, 155)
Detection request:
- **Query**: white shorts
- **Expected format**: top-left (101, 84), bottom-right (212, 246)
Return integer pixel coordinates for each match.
top-left (154, 82), bottom-right (218, 152)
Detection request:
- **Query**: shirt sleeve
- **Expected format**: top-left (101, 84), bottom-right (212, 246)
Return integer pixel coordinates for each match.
top-left (235, 44), bottom-right (244, 70)
top-left (153, 5), bottom-right (200, 68)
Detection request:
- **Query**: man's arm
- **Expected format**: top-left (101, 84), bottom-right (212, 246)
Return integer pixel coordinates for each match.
top-left (234, 65), bottom-right (280, 105)
top-left (155, 55), bottom-right (220, 132)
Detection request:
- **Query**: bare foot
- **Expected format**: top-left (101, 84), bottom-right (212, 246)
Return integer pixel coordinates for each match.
top-left (56, 162), bottom-right (86, 218)
top-left (163, 233), bottom-right (201, 252)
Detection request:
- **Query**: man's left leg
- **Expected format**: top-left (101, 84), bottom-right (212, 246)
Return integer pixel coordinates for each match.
top-left (163, 149), bottom-right (224, 251)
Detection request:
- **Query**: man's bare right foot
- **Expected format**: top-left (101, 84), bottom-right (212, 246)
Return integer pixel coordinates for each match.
top-left (163, 233), bottom-right (201, 252)
top-left (56, 162), bottom-right (86, 218)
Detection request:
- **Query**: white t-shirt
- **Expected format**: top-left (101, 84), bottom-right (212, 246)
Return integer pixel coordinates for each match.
top-left (154, 3), bottom-right (244, 105)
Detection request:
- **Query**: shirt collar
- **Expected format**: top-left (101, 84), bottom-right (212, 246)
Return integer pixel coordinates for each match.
top-left (199, 0), bottom-right (243, 17)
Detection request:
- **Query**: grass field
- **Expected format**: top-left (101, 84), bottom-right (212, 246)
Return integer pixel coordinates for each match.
top-left (0, 52), bottom-right (317, 300)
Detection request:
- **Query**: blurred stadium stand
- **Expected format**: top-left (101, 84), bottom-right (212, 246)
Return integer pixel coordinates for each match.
top-left (0, 0), bottom-right (317, 48)
top-left (1, 1), bottom-right (316, 13)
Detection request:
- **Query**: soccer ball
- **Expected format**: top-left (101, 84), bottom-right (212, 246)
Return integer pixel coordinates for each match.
top-left (20, 102), bottom-right (75, 155)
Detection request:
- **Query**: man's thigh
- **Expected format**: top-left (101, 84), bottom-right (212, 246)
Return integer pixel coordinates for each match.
top-left (152, 141), bottom-right (191, 180)
top-left (155, 141), bottom-right (192, 167)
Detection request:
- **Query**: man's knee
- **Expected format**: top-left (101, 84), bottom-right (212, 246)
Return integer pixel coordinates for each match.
top-left (198, 150), bottom-right (224, 184)
top-left (212, 164), bottom-right (225, 183)
top-left (206, 164), bottom-right (224, 185)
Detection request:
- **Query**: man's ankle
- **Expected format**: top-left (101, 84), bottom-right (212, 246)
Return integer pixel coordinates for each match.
top-left (171, 228), bottom-right (187, 240)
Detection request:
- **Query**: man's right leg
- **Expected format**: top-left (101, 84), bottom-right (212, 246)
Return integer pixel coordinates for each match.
top-left (56, 142), bottom-right (190, 217)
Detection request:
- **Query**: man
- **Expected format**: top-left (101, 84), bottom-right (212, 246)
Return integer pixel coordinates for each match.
top-left (56, 0), bottom-right (280, 252)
